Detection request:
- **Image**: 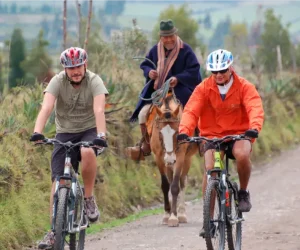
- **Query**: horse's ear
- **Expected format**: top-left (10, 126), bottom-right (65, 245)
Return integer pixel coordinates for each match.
top-left (173, 104), bottom-right (180, 117)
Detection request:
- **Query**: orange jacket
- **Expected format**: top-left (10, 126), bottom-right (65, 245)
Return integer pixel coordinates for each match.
top-left (179, 72), bottom-right (264, 138)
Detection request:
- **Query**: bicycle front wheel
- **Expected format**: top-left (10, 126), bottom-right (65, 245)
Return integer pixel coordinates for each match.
top-left (227, 182), bottom-right (242, 250)
top-left (54, 187), bottom-right (69, 250)
top-left (69, 184), bottom-right (86, 250)
top-left (203, 179), bottom-right (225, 250)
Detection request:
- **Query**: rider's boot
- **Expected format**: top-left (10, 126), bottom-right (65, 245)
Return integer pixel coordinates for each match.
top-left (125, 123), bottom-right (151, 161)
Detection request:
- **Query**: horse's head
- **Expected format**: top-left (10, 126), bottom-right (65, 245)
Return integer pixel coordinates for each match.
top-left (154, 95), bottom-right (182, 166)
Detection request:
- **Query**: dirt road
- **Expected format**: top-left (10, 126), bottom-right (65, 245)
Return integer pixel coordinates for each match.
top-left (85, 146), bottom-right (300, 250)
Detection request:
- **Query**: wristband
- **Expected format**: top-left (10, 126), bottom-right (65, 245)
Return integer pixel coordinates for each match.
top-left (97, 132), bottom-right (106, 138)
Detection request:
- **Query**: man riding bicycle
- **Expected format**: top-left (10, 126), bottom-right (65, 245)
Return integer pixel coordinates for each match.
top-left (30, 47), bottom-right (108, 249)
top-left (177, 49), bottom-right (264, 237)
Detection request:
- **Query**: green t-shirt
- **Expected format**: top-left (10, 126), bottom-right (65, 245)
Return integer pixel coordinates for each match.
top-left (45, 70), bottom-right (109, 133)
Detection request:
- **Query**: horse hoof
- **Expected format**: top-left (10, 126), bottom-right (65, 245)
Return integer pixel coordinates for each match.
top-left (178, 213), bottom-right (187, 223)
top-left (162, 213), bottom-right (170, 225)
top-left (168, 213), bottom-right (179, 227)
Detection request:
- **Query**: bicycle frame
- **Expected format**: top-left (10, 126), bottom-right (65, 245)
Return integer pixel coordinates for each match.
top-left (205, 149), bottom-right (228, 228)
top-left (183, 134), bottom-right (248, 219)
top-left (52, 149), bottom-right (88, 235)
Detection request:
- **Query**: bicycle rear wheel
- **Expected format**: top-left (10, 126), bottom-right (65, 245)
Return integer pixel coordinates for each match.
top-left (227, 182), bottom-right (242, 250)
top-left (69, 185), bottom-right (86, 250)
top-left (203, 179), bottom-right (225, 250)
top-left (54, 187), bottom-right (69, 250)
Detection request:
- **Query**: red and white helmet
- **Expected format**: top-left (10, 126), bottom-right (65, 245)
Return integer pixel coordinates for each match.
top-left (60, 47), bottom-right (88, 68)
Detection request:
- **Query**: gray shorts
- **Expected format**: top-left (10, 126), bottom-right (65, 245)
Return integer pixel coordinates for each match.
top-left (51, 127), bottom-right (97, 182)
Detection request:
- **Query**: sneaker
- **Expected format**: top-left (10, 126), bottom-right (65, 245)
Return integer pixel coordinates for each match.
top-left (85, 196), bottom-right (100, 223)
top-left (238, 190), bottom-right (252, 212)
top-left (37, 231), bottom-right (55, 249)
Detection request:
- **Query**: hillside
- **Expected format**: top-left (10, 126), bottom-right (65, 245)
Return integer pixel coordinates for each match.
top-left (0, 1), bottom-right (300, 46)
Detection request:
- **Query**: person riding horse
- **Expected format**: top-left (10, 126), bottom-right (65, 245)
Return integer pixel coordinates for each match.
top-left (125, 19), bottom-right (202, 161)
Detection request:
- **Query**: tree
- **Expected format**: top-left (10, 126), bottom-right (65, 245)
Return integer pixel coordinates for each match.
top-left (225, 22), bottom-right (249, 59)
top-left (41, 19), bottom-right (50, 39)
top-left (21, 30), bottom-right (52, 85)
top-left (40, 4), bottom-right (52, 13)
top-left (9, 28), bottom-right (26, 88)
top-left (152, 4), bottom-right (200, 49)
top-left (208, 16), bottom-right (231, 51)
top-left (19, 6), bottom-right (32, 13)
top-left (104, 0), bottom-right (126, 16)
top-left (203, 13), bottom-right (212, 29)
top-left (84, 0), bottom-right (93, 51)
top-left (10, 2), bottom-right (17, 14)
top-left (49, 12), bottom-right (63, 49)
top-left (0, 53), bottom-right (3, 92)
top-left (81, 0), bottom-right (89, 16)
top-left (257, 9), bottom-right (292, 75)
top-left (296, 44), bottom-right (300, 69)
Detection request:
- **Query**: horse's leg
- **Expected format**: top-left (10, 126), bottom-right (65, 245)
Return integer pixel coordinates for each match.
top-left (166, 166), bottom-right (174, 206)
top-left (168, 144), bottom-right (188, 227)
top-left (156, 156), bottom-right (171, 225)
top-left (177, 144), bottom-right (199, 223)
top-left (178, 175), bottom-right (188, 223)
top-left (161, 173), bottom-right (171, 224)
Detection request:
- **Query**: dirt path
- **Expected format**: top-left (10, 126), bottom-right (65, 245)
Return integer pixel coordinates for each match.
top-left (85, 146), bottom-right (300, 250)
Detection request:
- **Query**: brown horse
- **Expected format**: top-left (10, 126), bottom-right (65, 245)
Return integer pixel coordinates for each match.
top-left (147, 94), bottom-right (198, 227)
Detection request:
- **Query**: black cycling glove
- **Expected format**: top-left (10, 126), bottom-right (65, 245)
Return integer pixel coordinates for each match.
top-left (245, 129), bottom-right (258, 138)
top-left (30, 132), bottom-right (45, 142)
top-left (93, 137), bottom-right (108, 147)
top-left (176, 133), bottom-right (189, 141)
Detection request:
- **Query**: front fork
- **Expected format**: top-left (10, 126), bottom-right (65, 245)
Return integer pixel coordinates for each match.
top-left (51, 155), bottom-right (77, 233)
top-left (206, 169), bottom-right (227, 223)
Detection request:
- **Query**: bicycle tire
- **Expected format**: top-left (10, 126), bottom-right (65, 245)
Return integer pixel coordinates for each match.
top-left (69, 184), bottom-right (86, 250)
top-left (227, 182), bottom-right (242, 250)
top-left (70, 231), bottom-right (85, 250)
top-left (54, 187), bottom-right (68, 250)
top-left (203, 179), bottom-right (225, 250)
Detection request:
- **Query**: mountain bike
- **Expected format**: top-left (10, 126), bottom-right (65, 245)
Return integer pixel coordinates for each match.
top-left (184, 134), bottom-right (248, 250)
top-left (38, 138), bottom-right (105, 250)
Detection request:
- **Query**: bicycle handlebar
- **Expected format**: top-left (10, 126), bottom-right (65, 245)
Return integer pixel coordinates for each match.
top-left (36, 138), bottom-right (97, 149)
top-left (181, 134), bottom-right (249, 145)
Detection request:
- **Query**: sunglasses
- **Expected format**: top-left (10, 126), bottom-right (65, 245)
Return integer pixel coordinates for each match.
top-left (211, 68), bottom-right (229, 74)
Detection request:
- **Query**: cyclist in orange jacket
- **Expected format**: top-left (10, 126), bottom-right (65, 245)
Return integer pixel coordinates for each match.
top-left (177, 49), bottom-right (264, 237)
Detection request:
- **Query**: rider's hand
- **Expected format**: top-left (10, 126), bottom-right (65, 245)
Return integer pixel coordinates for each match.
top-left (149, 70), bottom-right (158, 80)
top-left (93, 137), bottom-right (108, 147)
top-left (30, 132), bottom-right (45, 142)
top-left (245, 129), bottom-right (258, 138)
top-left (177, 133), bottom-right (189, 142)
top-left (169, 77), bottom-right (178, 87)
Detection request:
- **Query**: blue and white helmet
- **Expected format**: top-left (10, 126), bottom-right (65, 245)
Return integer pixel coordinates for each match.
top-left (206, 49), bottom-right (233, 71)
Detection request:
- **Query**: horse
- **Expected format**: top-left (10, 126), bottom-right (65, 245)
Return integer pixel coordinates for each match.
top-left (147, 93), bottom-right (198, 227)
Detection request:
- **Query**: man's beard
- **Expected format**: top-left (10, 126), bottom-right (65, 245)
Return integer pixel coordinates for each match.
top-left (67, 73), bottom-right (85, 85)
top-left (70, 80), bottom-right (82, 86)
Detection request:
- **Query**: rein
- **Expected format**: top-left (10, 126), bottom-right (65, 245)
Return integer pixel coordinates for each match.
top-left (133, 57), bottom-right (179, 107)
